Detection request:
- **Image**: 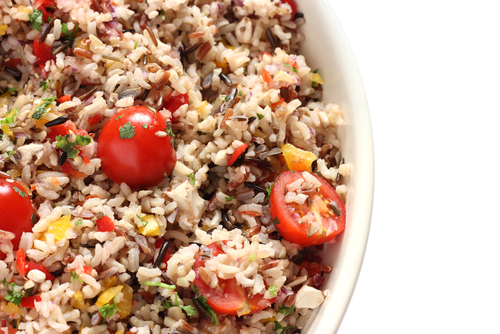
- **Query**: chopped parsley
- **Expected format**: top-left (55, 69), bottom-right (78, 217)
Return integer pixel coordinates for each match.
top-left (0, 87), bottom-right (18, 94)
top-left (187, 173), bottom-right (195, 186)
top-left (192, 285), bottom-right (219, 325)
top-left (75, 219), bottom-right (83, 226)
top-left (160, 9), bottom-right (166, 20)
top-left (142, 124), bottom-right (149, 129)
top-left (61, 23), bottom-right (79, 43)
top-left (119, 122), bottom-right (136, 140)
top-left (165, 123), bottom-right (175, 145)
top-left (116, 115), bottom-right (123, 120)
top-left (39, 79), bottom-right (51, 92)
top-left (134, 41), bottom-right (138, 49)
top-left (274, 322), bottom-right (293, 333)
top-left (55, 134), bottom-right (92, 158)
top-left (278, 305), bottom-right (295, 316)
top-left (136, 214), bottom-right (148, 226)
top-left (225, 196), bottom-right (234, 202)
top-left (4, 282), bottom-right (25, 306)
top-left (248, 253), bottom-right (256, 261)
top-left (266, 182), bottom-right (274, 200)
top-left (99, 298), bottom-right (120, 318)
top-left (5, 150), bottom-right (15, 159)
top-left (32, 96), bottom-right (57, 120)
top-left (29, 9), bottom-right (43, 31)
top-left (283, 62), bottom-right (298, 73)
top-left (146, 106), bottom-right (156, 113)
top-left (13, 187), bottom-right (27, 198)
top-left (272, 217), bottom-right (280, 226)
top-left (268, 285), bottom-right (279, 296)
top-left (142, 281), bottom-right (175, 289)
top-left (70, 270), bottom-right (83, 283)
top-left (238, 90), bottom-right (242, 96)
top-left (256, 113), bottom-right (264, 120)
top-left (164, 292), bottom-right (198, 316)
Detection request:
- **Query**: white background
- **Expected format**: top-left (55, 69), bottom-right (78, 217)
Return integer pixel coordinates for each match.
top-left (331, 1), bottom-right (500, 333)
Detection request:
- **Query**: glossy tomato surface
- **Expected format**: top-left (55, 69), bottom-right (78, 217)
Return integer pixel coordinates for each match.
top-left (270, 171), bottom-right (346, 246)
top-left (162, 93), bottom-right (188, 122)
top-left (193, 242), bottom-right (276, 316)
top-left (97, 106), bottom-right (176, 189)
top-left (0, 175), bottom-right (34, 258)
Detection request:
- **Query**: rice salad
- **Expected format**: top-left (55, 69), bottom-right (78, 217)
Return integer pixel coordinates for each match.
top-left (0, 0), bottom-right (352, 333)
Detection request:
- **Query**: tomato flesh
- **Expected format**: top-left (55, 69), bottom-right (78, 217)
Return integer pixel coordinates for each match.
top-left (162, 93), bottom-right (189, 122)
top-left (97, 106), bottom-right (176, 189)
top-left (33, 38), bottom-right (55, 70)
top-left (281, 0), bottom-right (297, 19)
top-left (26, 262), bottom-right (55, 281)
top-left (228, 143), bottom-right (248, 166)
top-left (270, 171), bottom-right (346, 246)
top-left (20, 295), bottom-right (41, 308)
top-left (96, 216), bottom-right (114, 232)
top-left (0, 176), bottom-right (34, 259)
top-left (193, 242), bottom-right (275, 316)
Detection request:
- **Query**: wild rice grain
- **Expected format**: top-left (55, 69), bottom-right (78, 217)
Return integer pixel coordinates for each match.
top-left (45, 115), bottom-right (69, 127)
top-left (266, 27), bottom-right (278, 50)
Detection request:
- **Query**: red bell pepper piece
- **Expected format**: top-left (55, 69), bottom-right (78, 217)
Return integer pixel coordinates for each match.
top-left (96, 216), bottom-right (114, 232)
top-left (33, 38), bottom-right (55, 70)
top-left (26, 262), bottom-right (55, 281)
top-left (15, 248), bottom-right (26, 278)
top-left (20, 295), bottom-right (41, 308)
top-left (228, 143), bottom-right (249, 166)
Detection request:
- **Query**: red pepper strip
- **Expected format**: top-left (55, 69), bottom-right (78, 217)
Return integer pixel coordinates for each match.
top-left (61, 162), bottom-right (86, 178)
top-left (228, 143), bottom-right (249, 166)
top-left (96, 216), bottom-right (114, 232)
top-left (33, 38), bottom-right (55, 70)
top-left (82, 266), bottom-right (93, 275)
top-left (26, 262), bottom-right (55, 281)
top-left (57, 95), bottom-right (71, 104)
top-left (271, 97), bottom-right (285, 109)
top-left (237, 211), bottom-right (262, 217)
top-left (20, 295), bottom-right (42, 308)
top-left (15, 248), bottom-right (26, 278)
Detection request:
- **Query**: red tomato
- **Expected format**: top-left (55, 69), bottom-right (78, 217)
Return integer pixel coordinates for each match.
top-left (34, 0), bottom-right (56, 21)
top-left (0, 176), bottom-right (34, 259)
top-left (96, 216), bottom-right (114, 232)
top-left (97, 106), bottom-right (176, 189)
top-left (26, 262), bottom-right (55, 281)
top-left (20, 295), bottom-right (41, 308)
top-left (281, 0), bottom-right (297, 18)
top-left (88, 113), bottom-right (103, 125)
top-left (228, 143), bottom-right (248, 166)
top-left (82, 266), bottom-right (93, 275)
top-left (162, 93), bottom-right (188, 122)
top-left (271, 97), bottom-right (285, 109)
top-left (262, 69), bottom-right (272, 84)
top-left (61, 162), bottom-right (86, 178)
top-left (16, 249), bottom-right (26, 278)
top-left (193, 242), bottom-right (276, 316)
top-left (45, 120), bottom-right (75, 141)
top-left (1, 328), bottom-right (17, 334)
top-left (4, 58), bottom-right (22, 69)
top-left (33, 38), bottom-right (55, 70)
top-left (269, 171), bottom-right (346, 246)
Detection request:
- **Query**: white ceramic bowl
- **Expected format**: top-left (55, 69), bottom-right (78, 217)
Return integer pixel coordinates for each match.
top-left (294, 1), bottom-right (374, 333)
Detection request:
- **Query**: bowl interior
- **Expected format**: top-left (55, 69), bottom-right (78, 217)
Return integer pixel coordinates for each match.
top-left (295, 1), bottom-right (374, 333)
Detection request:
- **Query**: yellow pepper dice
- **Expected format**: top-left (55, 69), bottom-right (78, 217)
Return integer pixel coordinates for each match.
top-left (116, 284), bottom-right (133, 318)
top-left (3, 302), bottom-right (21, 316)
top-left (310, 71), bottom-right (324, 85)
top-left (96, 285), bottom-right (123, 307)
top-left (71, 290), bottom-right (86, 310)
top-left (138, 215), bottom-right (161, 236)
top-left (43, 215), bottom-right (72, 242)
top-left (281, 143), bottom-right (317, 172)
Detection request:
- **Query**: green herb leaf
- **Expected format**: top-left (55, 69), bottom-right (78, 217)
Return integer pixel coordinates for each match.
top-left (0, 87), bottom-right (18, 94)
top-left (225, 196), bottom-right (234, 202)
top-left (136, 214), bottom-right (148, 226)
top-left (187, 173), bottom-right (195, 186)
top-left (278, 305), bottom-right (295, 316)
top-left (248, 253), bottom-right (256, 261)
top-left (1, 108), bottom-right (19, 126)
top-left (55, 135), bottom-right (91, 158)
top-left (142, 124), bottom-right (149, 129)
top-left (142, 281), bottom-right (175, 289)
top-left (99, 298), bottom-right (121, 318)
top-left (268, 285), bottom-right (279, 296)
top-left (192, 285), bottom-right (219, 325)
top-left (61, 23), bottom-right (79, 42)
top-left (13, 187), bottom-right (27, 198)
top-left (272, 217), bottom-right (280, 226)
top-left (266, 182), bottom-right (274, 200)
top-left (116, 115), bottom-right (123, 120)
top-left (256, 113), bottom-right (264, 120)
top-left (160, 9), bottom-right (166, 20)
top-left (5, 283), bottom-right (24, 306)
top-left (75, 219), bottom-right (83, 226)
top-left (73, 135), bottom-right (91, 146)
top-left (146, 106), bottom-right (156, 113)
top-left (71, 270), bottom-right (83, 283)
top-left (181, 304), bottom-right (198, 316)
top-left (238, 90), bottom-right (242, 96)
top-left (274, 322), bottom-right (293, 333)
top-left (2, 278), bottom-right (6, 285)
top-left (39, 79), bottom-right (51, 92)
top-left (29, 9), bottom-right (43, 31)
top-left (165, 123), bottom-right (175, 146)
top-left (32, 96), bottom-right (57, 120)
top-left (6, 150), bottom-right (15, 159)
top-left (134, 42), bottom-right (138, 49)
top-left (119, 122), bottom-right (136, 140)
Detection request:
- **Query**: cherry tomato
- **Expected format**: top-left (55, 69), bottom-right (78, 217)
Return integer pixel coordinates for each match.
top-left (20, 295), bottom-right (41, 308)
top-left (269, 171), bottom-right (346, 246)
top-left (88, 113), bottom-right (103, 125)
top-left (0, 175), bottom-right (34, 259)
top-left (281, 0), bottom-right (297, 19)
top-left (162, 93), bottom-right (188, 122)
top-left (261, 69), bottom-right (272, 84)
top-left (193, 242), bottom-right (276, 316)
top-left (26, 262), bottom-right (55, 281)
top-left (228, 143), bottom-right (248, 166)
top-left (45, 120), bottom-right (88, 141)
top-left (97, 106), bottom-right (176, 189)
top-left (33, 38), bottom-right (55, 70)
top-left (96, 216), bottom-right (114, 232)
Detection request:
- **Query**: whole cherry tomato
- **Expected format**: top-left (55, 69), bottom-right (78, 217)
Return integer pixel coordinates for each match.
top-left (193, 242), bottom-right (276, 316)
top-left (0, 175), bottom-right (34, 259)
top-left (97, 106), bottom-right (176, 189)
top-left (269, 171), bottom-right (346, 246)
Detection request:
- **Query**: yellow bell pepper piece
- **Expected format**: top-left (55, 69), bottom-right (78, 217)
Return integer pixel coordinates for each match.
top-left (3, 302), bottom-right (21, 316)
top-left (78, 323), bottom-right (86, 334)
top-left (16, 6), bottom-right (32, 13)
top-left (1, 124), bottom-right (12, 137)
top-left (96, 285), bottom-right (123, 307)
top-left (43, 215), bottom-right (72, 242)
top-left (0, 25), bottom-right (7, 36)
top-left (71, 290), bottom-right (85, 310)
top-left (310, 72), bottom-right (324, 85)
top-left (215, 60), bottom-right (228, 70)
top-left (115, 330), bottom-right (125, 334)
top-left (138, 215), bottom-right (161, 236)
top-left (116, 284), bottom-right (133, 319)
top-left (281, 143), bottom-right (317, 172)
top-left (196, 101), bottom-right (208, 115)
top-left (101, 276), bottom-right (116, 290)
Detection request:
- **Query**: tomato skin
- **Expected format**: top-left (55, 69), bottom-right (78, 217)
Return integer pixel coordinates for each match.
top-left (281, 0), bottom-right (297, 19)
top-left (193, 242), bottom-right (276, 316)
top-left (61, 162), bottom-right (86, 178)
top-left (33, 38), bottom-right (55, 70)
top-left (269, 171), bottom-right (346, 246)
top-left (96, 216), bottom-right (114, 232)
top-left (4, 58), bottom-right (22, 69)
top-left (26, 262), bottom-right (55, 281)
top-left (97, 106), bottom-right (176, 189)
top-left (16, 249), bottom-right (26, 278)
top-left (228, 143), bottom-right (248, 166)
top-left (162, 93), bottom-right (189, 122)
top-left (0, 176), bottom-right (34, 259)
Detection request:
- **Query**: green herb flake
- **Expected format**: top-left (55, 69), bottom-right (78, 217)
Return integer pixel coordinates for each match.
top-left (238, 90), bottom-right (242, 96)
top-left (6, 150), bottom-right (15, 159)
top-left (29, 9), bottom-right (43, 31)
top-left (192, 285), bottom-right (219, 325)
top-left (272, 217), bottom-right (280, 226)
top-left (266, 182), bottom-right (274, 200)
top-left (165, 123), bottom-right (175, 146)
top-left (134, 42), bottom-right (138, 49)
top-left (61, 23), bottom-right (79, 42)
top-left (274, 322), bottom-right (293, 333)
top-left (13, 187), bottom-right (27, 198)
top-left (71, 270), bottom-right (83, 283)
top-left (256, 113), bottom-right (264, 120)
top-left (0, 87), bottom-right (18, 95)
top-left (32, 96), bottom-right (57, 120)
top-left (142, 124), bottom-right (149, 129)
top-left (39, 79), bottom-right (51, 92)
top-left (116, 115), bottom-right (123, 120)
top-left (1, 108), bottom-right (19, 126)
top-left (225, 196), bottom-right (234, 202)
top-left (268, 285), bottom-right (279, 296)
top-left (136, 214), bottom-right (148, 226)
top-left (181, 304), bottom-right (198, 316)
top-left (75, 219), bottom-right (83, 226)
top-left (248, 253), bottom-right (256, 261)
top-left (4, 282), bottom-right (24, 306)
top-left (160, 9), bottom-right (166, 20)
top-left (55, 135), bottom-right (91, 158)
top-left (187, 173), bottom-right (195, 186)
top-left (142, 281), bottom-right (176, 289)
top-left (278, 305), bottom-right (295, 316)
top-left (146, 106), bottom-right (156, 113)
top-left (99, 298), bottom-right (121, 318)
top-left (119, 122), bottom-right (136, 140)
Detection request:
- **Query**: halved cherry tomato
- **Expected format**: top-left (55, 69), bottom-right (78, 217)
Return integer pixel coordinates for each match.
top-left (162, 93), bottom-right (189, 122)
top-left (193, 242), bottom-right (276, 316)
top-left (16, 249), bottom-right (26, 278)
top-left (20, 295), bottom-right (41, 308)
top-left (82, 266), bottom-right (93, 275)
top-left (97, 106), bottom-right (176, 189)
top-left (1, 327), bottom-right (18, 334)
top-left (269, 171), bottom-right (346, 246)
top-left (281, 0), bottom-right (297, 19)
top-left (33, 38), bottom-right (55, 70)
top-left (228, 143), bottom-right (248, 166)
top-left (0, 176), bottom-right (34, 260)
top-left (26, 262), bottom-right (55, 281)
top-left (96, 216), bottom-right (114, 232)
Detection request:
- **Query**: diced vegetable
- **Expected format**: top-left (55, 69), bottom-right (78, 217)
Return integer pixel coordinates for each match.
top-left (96, 216), bottom-right (114, 232)
top-left (70, 291), bottom-right (85, 310)
top-left (20, 295), bottom-right (41, 308)
top-left (262, 69), bottom-right (272, 84)
top-left (61, 162), bottom-right (86, 178)
top-left (228, 143), bottom-right (249, 166)
top-left (310, 71), bottom-right (324, 85)
top-left (116, 284), bottom-right (133, 319)
top-left (15, 248), bottom-right (26, 278)
top-left (281, 143), bottom-right (317, 172)
top-left (3, 302), bottom-right (21, 316)
top-left (138, 215), bottom-right (161, 236)
top-left (26, 262), bottom-right (55, 281)
top-left (42, 214), bottom-right (71, 242)
top-left (96, 285), bottom-right (123, 307)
